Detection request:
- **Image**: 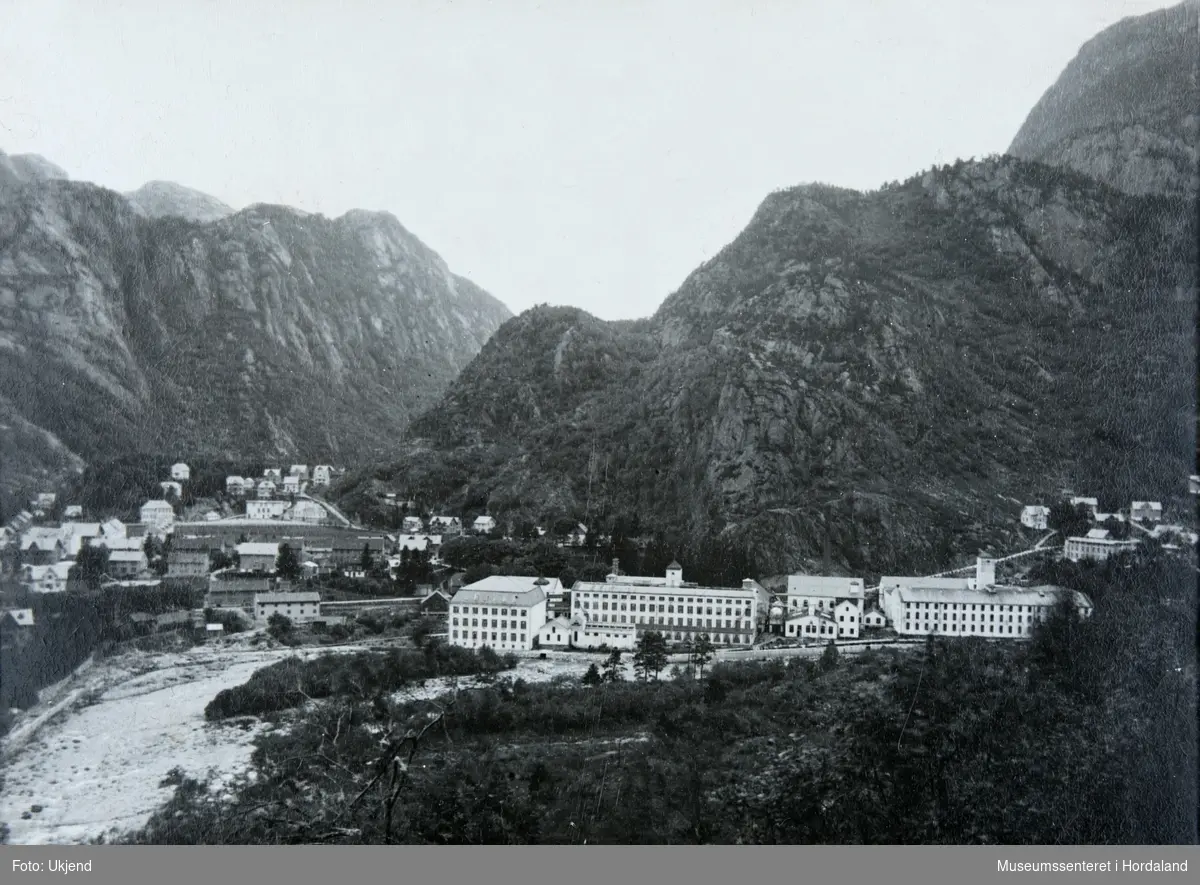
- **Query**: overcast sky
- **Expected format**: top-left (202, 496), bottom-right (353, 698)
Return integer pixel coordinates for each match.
top-left (0, 0), bottom-right (1175, 321)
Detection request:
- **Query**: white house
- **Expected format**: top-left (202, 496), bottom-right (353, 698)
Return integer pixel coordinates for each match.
top-left (1064, 530), bottom-right (1140, 562)
top-left (311, 465), bottom-right (334, 487)
top-left (401, 516), bottom-right (425, 533)
top-left (880, 581), bottom-right (1093, 638)
top-left (160, 481), bottom-right (183, 499)
top-left (565, 612), bottom-right (638, 650)
top-left (472, 515), bottom-right (497, 535)
top-left (563, 524), bottom-right (588, 547)
top-left (257, 480), bottom-right (277, 499)
top-left (571, 561), bottom-right (768, 647)
top-left (1129, 501), bottom-right (1163, 523)
top-left (784, 608), bottom-right (839, 641)
top-left (247, 500), bottom-right (289, 520)
top-left (139, 500), bottom-right (175, 535)
top-left (448, 575), bottom-right (553, 651)
top-left (22, 562), bottom-right (74, 593)
top-left (862, 605), bottom-right (888, 629)
top-left (237, 542), bottom-right (280, 573)
top-left (1020, 505), bottom-right (1050, 530)
top-left (282, 498), bottom-right (329, 524)
top-left (108, 549), bottom-right (149, 578)
top-left (171, 463), bottom-right (191, 482)
top-left (100, 518), bottom-right (127, 541)
top-left (63, 505), bottom-right (84, 520)
top-left (282, 476), bottom-right (302, 495)
top-left (1069, 497), bottom-right (1099, 516)
top-left (1093, 511), bottom-right (1126, 524)
top-left (289, 465), bottom-right (310, 480)
top-left (61, 522), bottom-right (102, 557)
top-left (429, 516), bottom-right (462, 534)
top-left (785, 575), bottom-right (865, 638)
top-left (255, 591), bottom-right (321, 624)
top-left (536, 615), bottom-right (573, 648)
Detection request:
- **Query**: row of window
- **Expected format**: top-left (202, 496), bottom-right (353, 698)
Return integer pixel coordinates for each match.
top-left (905, 622), bottom-right (1033, 635)
top-left (452, 631), bottom-right (527, 643)
top-left (904, 611), bottom-right (1033, 624)
top-left (903, 602), bottom-right (1050, 613)
top-left (580, 601), bottom-right (752, 617)
top-left (584, 613), bottom-right (750, 630)
top-left (450, 605), bottom-right (532, 616)
top-left (451, 618), bottom-right (527, 630)
top-left (578, 591), bottom-right (753, 608)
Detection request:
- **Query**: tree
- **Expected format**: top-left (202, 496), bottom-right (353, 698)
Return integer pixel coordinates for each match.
top-left (1048, 501), bottom-right (1092, 539)
top-left (360, 543), bottom-right (375, 573)
top-left (73, 542), bottom-right (110, 591)
top-left (582, 663), bottom-right (602, 686)
top-left (633, 631), bottom-right (669, 682)
top-left (276, 543), bottom-right (301, 581)
top-left (267, 613), bottom-right (293, 642)
top-left (820, 639), bottom-right (839, 672)
top-left (601, 649), bottom-right (624, 683)
top-left (691, 634), bottom-right (715, 680)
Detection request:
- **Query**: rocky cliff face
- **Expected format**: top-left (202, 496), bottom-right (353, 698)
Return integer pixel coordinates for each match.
top-left (124, 181), bottom-right (236, 223)
top-left (0, 156), bottom-right (511, 504)
top-left (1009, 0), bottom-right (1200, 198)
top-left (348, 157), bottom-right (1195, 576)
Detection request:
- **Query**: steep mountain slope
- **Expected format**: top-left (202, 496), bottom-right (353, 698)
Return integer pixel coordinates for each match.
top-left (0, 162), bottom-right (511, 505)
top-left (1009, 0), bottom-right (1200, 197)
top-left (124, 181), bottom-right (236, 223)
top-left (347, 157), bottom-right (1195, 576)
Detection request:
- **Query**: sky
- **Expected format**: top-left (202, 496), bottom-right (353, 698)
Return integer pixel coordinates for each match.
top-left (0, 0), bottom-right (1177, 321)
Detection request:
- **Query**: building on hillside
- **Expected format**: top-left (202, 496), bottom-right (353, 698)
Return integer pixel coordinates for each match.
top-left (20, 530), bottom-right (66, 565)
top-left (61, 523), bottom-right (102, 557)
top-left (472, 515), bottom-right (497, 535)
top-left (32, 492), bottom-right (57, 511)
top-left (100, 518), bottom-right (126, 540)
top-left (96, 536), bottom-right (144, 553)
top-left (1093, 511), bottom-right (1126, 524)
top-left (1, 609), bottom-right (36, 654)
top-left (1020, 505), bottom-right (1050, 530)
top-left (125, 523), bottom-right (149, 539)
top-left (139, 500), bottom-right (175, 534)
top-left (289, 465), bottom-right (309, 480)
top-left (257, 480), bottom-right (277, 499)
top-left (63, 505), bottom-right (84, 520)
top-left (282, 476), bottom-right (302, 495)
top-left (236, 542), bottom-right (280, 573)
top-left (331, 536), bottom-right (387, 567)
top-left (396, 534), bottom-right (433, 553)
top-left (226, 476), bottom-right (248, 496)
top-left (564, 612), bottom-right (637, 650)
top-left (1069, 497), bottom-right (1099, 516)
top-left (108, 549), bottom-right (148, 578)
top-left (785, 576), bottom-right (866, 639)
top-left (570, 560), bottom-right (768, 647)
top-left (160, 481), bottom-right (183, 499)
top-left (1149, 523), bottom-right (1199, 546)
top-left (255, 591), bottom-right (322, 625)
top-left (1190, 476), bottom-right (1200, 495)
top-left (447, 575), bottom-right (553, 651)
top-left (167, 537), bottom-right (220, 578)
top-left (862, 605), bottom-right (888, 629)
top-left (311, 465), bottom-right (333, 487)
top-left (879, 580), bottom-right (1093, 638)
top-left (21, 562), bottom-right (73, 593)
top-left (247, 500), bottom-right (289, 520)
top-left (1063, 530), bottom-right (1140, 562)
top-left (536, 615), bottom-right (573, 648)
top-left (1129, 501), bottom-right (1163, 523)
top-left (282, 498), bottom-right (328, 524)
top-left (419, 590), bottom-right (452, 615)
top-left (205, 572), bottom-right (275, 615)
top-left (401, 516), bottom-right (425, 533)
top-left (171, 463), bottom-right (191, 482)
top-left (263, 468), bottom-right (283, 482)
top-left (428, 516), bottom-right (462, 535)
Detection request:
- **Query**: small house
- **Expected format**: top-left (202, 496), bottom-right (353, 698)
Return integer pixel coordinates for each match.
top-left (255, 591), bottom-right (322, 625)
top-left (170, 463), bottom-right (191, 482)
top-left (1129, 501), bottom-right (1163, 523)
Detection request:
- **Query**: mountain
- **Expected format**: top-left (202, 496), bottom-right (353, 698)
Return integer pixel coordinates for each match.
top-left (342, 157), bottom-right (1195, 576)
top-left (124, 181), bottom-right (236, 223)
top-left (0, 156), bottom-right (512, 506)
top-left (1009, 0), bottom-right (1200, 198)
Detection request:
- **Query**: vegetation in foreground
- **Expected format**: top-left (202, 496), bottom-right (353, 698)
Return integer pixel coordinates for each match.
top-left (118, 549), bottom-right (1195, 845)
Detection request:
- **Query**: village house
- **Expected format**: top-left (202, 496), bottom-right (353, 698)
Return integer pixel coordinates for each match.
top-left (311, 465), bottom-right (333, 487)
top-left (1020, 505), bottom-right (1050, 530)
top-left (862, 605), bottom-right (888, 629)
top-left (255, 591), bottom-right (322, 625)
top-left (289, 465), bottom-right (310, 481)
top-left (784, 607), bottom-right (839, 641)
top-left (32, 492), bottom-right (57, 512)
top-left (571, 561), bottom-right (768, 647)
top-left (167, 537), bottom-right (221, 578)
top-left (257, 480), bottom-right (277, 499)
top-left (1190, 476), bottom-right (1200, 495)
top-left (236, 542), bottom-right (280, 573)
top-left (1093, 511), bottom-right (1126, 524)
top-left (63, 505), bottom-right (84, 520)
top-left (785, 575), bottom-right (866, 638)
top-left (21, 562), bottom-right (73, 593)
top-left (20, 530), bottom-right (66, 565)
top-left (1, 608), bottom-right (36, 653)
top-left (448, 575), bottom-right (553, 652)
top-left (139, 500), bottom-right (175, 535)
top-left (1064, 529), bottom-right (1140, 562)
top-left (283, 475), bottom-right (302, 495)
top-left (100, 518), bottom-right (126, 540)
top-left (428, 516), bottom-right (462, 535)
top-left (61, 523), bottom-right (103, 557)
top-left (281, 498), bottom-right (328, 524)
top-left (330, 536), bottom-right (387, 567)
top-left (247, 499), bottom-right (289, 520)
top-left (171, 463), bottom-right (191, 482)
top-left (108, 549), bottom-right (149, 579)
top-left (96, 536), bottom-right (145, 553)
top-left (226, 476), bottom-right (248, 496)
top-left (472, 515), bottom-right (497, 535)
top-left (419, 589), bottom-right (452, 615)
top-left (1069, 497), bottom-right (1099, 516)
top-left (205, 572), bottom-right (275, 615)
top-left (1149, 524), bottom-right (1200, 546)
top-left (160, 481), bottom-right (183, 499)
top-left (1129, 501), bottom-right (1163, 523)
top-left (401, 515), bottom-right (425, 533)
top-left (263, 468), bottom-right (283, 482)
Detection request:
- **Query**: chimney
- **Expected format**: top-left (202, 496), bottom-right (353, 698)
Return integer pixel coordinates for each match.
top-left (611, 558), bottom-right (620, 575)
